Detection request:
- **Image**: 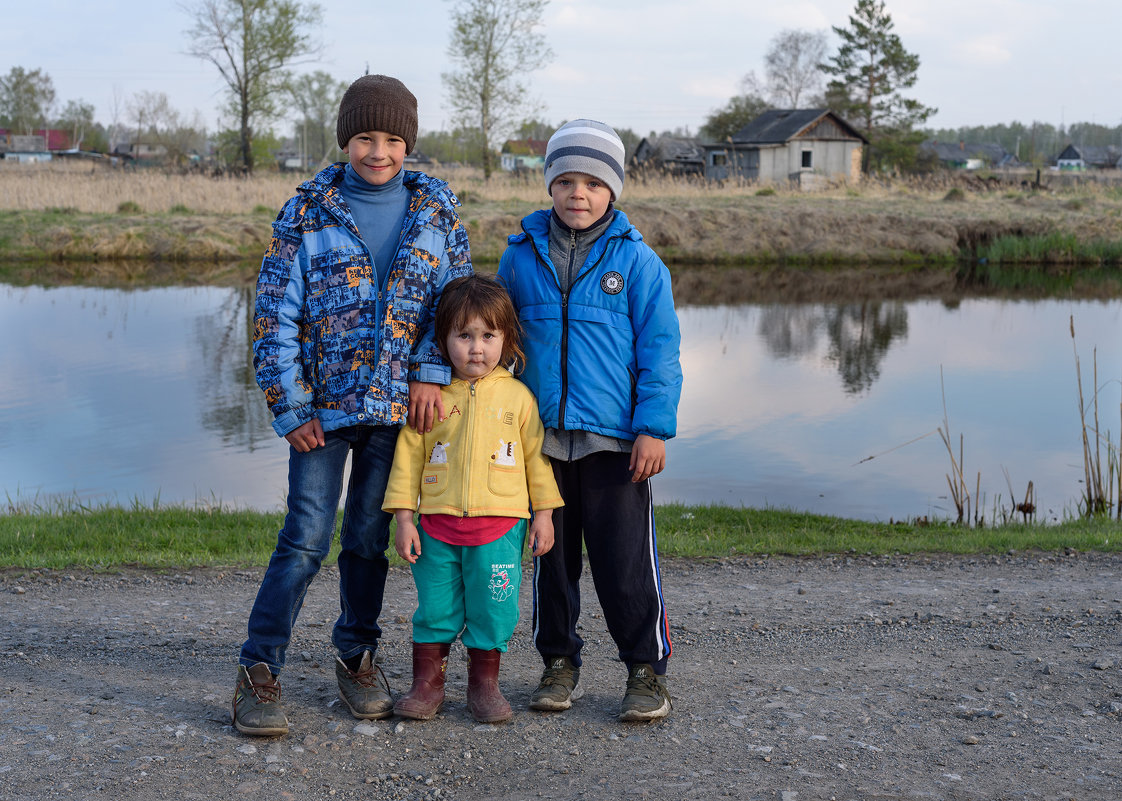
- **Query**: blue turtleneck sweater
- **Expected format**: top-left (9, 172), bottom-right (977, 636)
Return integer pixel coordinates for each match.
top-left (340, 163), bottom-right (410, 288)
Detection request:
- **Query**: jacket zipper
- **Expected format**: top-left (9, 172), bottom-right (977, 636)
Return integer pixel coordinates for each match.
top-left (557, 229), bottom-right (616, 430)
top-left (462, 382), bottom-right (476, 516)
top-left (524, 218), bottom-right (622, 431)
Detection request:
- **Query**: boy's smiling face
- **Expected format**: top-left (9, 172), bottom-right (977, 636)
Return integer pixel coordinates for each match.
top-left (550, 172), bottom-right (612, 230)
top-left (343, 130), bottom-right (406, 185)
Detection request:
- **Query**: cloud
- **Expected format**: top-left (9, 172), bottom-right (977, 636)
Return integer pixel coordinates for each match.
top-left (953, 35), bottom-right (1013, 66)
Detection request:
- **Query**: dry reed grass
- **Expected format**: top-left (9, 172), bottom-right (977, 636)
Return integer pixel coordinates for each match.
top-left (6, 159), bottom-right (1106, 214)
top-left (5, 161), bottom-right (1122, 273)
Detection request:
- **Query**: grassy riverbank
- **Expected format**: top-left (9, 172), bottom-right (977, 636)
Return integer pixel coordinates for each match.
top-left (0, 503), bottom-right (1117, 571)
top-left (3, 163), bottom-right (1122, 277)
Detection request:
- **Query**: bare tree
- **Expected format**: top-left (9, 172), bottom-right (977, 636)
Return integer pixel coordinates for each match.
top-left (182, 0), bottom-right (322, 172)
top-left (443, 0), bottom-right (552, 179)
top-left (287, 70), bottom-right (347, 166)
top-left (0, 66), bottom-right (56, 134)
top-left (127, 91), bottom-right (207, 166)
top-left (56, 100), bottom-right (96, 150)
top-left (764, 29), bottom-right (827, 109)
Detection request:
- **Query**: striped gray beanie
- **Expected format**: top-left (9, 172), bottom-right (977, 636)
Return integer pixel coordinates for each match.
top-left (544, 119), bottom-right (626, 200)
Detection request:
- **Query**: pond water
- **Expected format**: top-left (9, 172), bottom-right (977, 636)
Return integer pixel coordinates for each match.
top-left (1, 280), bottom-right (1119, 522)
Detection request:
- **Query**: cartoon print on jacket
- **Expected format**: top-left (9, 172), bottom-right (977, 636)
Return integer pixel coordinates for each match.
top-left (429, 441), bottom-right (451, 464)
top-left (490, 439), bottom-right (517, 466)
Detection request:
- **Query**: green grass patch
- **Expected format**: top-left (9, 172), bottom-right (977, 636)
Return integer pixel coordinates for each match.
top-left (976, 232), bottom-right (1122, 265)
top-left (1, 501), bottom-right (1117, 571)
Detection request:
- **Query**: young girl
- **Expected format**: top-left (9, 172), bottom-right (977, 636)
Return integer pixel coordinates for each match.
top-left (382, 274), bottom-right (563, 723)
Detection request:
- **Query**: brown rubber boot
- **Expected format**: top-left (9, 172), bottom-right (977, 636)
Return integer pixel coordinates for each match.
top-left (393, 642), bottom-right (450, 720)
top-left (466, 648), bottom-right (512, 723)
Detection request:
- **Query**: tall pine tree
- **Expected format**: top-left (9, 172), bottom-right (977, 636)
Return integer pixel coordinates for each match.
top-left (820, 0), bottom-right (935, 172)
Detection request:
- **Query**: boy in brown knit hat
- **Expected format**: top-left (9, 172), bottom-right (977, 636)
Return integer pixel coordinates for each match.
top-left (233, 74), bottom-right (473, 736)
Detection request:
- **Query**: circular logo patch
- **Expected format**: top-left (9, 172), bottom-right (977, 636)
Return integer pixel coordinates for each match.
top-left (600, 271), bottom-right (624, 295)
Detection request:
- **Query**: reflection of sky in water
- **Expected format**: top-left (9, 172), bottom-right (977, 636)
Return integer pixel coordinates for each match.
top-left (0, 284), bottom-right (288, 510)
top-left (660, 299), bottom-right (1121, 521)
top-left (1, 284), bottom-right (1119, 522)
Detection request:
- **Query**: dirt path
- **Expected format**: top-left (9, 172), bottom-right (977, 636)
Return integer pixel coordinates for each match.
top-left (2, 552), bottom-right (1120, 801)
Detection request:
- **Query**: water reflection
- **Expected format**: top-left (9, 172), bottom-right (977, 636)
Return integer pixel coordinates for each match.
top-left (759, 301), bottom-right (909, 394)
top-left (1, 279), bottom-right (1119, 522)
top-left (195, 287), bottom-right (273, 450)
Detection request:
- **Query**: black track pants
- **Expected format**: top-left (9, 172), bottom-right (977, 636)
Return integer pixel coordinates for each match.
top-left (532, 450), bottom-right (672, 672)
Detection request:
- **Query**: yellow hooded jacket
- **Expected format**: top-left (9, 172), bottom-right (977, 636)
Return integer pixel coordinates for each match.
top-left (382, 367), bottom-right (563, 518)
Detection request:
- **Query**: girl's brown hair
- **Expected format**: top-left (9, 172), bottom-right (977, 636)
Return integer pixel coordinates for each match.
top-left (435, 274), bottom-right (525, 373)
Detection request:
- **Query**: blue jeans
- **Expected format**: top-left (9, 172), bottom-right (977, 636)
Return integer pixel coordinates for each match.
top-left (240, 424), bottom-right (398, 674)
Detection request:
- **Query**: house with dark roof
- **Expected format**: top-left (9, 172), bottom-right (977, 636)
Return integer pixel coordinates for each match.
top-left (500, 138), bottom-right (548, 172)
top-left (630, 135), bottom-right (705, 176)
top-left (1055, 144), bottom-right (1122, 170)
top-left (921, 140), bottom-right (1015, 170)
top-left (702, 109), bottom-right (866, 186)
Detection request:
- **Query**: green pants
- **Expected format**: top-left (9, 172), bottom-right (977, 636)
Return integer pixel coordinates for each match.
top-left (410, 519), bottom-right (527, 651)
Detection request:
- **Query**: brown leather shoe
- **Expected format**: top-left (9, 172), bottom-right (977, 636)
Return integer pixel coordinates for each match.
top-left (232, 662), bottom-right (288, 736)
top-left (335, 650), bottom-right (393, 720)
top-left (393, 642), bottom-right (450, 720)
top-left (466, 648), bottom-right (512, 723)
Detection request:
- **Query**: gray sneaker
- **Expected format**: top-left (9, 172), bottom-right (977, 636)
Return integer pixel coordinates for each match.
top-left (529, 656), bottom-right (584, 711)
top-left (233, 662), bottom-right (288, 736)
top-left (336, 650), bottom-right (393, 720)
top-left (619, 663), bottom-right (672, 722)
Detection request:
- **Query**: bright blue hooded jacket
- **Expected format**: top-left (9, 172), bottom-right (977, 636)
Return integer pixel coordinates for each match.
top-left (497, 208), bottom-right (682, 442)
top-left (254, 164), bottom-right (472, 437)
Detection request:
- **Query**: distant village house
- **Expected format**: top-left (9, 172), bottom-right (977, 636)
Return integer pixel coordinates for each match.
top-left (1055, 144), bottom-right (1122, 170)
top-left (500, 139), bottom-right (548, 172)
top-left (0, 129), bottom-right (74, 162)
top-left (630, 135), bottom-right (705, 176)
top-left (701, 109), bottom-right (866, 187)
top-left (921, 140), bottom-right (1015, 170)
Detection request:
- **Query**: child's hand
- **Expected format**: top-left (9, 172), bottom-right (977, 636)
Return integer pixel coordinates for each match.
top-left (284, 418), bottom-right (325, 453)
top-left (393, 512), bottom-right (422, 564)
top-left (629, 434), bottom-right (666, 482)
top-left (528, 511), bottom-right (554, 557)
top-left (408, 381), bottom-right (445, 433)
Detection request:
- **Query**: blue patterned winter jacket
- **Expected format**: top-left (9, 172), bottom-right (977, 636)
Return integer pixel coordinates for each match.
top-left (253, 164), bottom-right (472, 437)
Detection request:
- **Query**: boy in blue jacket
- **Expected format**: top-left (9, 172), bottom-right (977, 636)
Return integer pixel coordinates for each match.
top-left (234, 75), bottom-right (472, 736)
top-left (497, 119), bottom-right (683, 721)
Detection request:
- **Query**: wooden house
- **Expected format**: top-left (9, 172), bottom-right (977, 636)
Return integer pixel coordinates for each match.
top-left (0, 133), bottom-right (52, 162)
top-left (500, 138), bottom-right (548, 172)
top-left (630, 135), bottom-right (705, 176)
top-left (702, 109), bottom-right (866, 187)
top-left (0, 129), bottom-right (74, 162)
top-left (1055, 144), bottom-right (1122, 170)
top-left (921, 140), bottom-right (1015, 170)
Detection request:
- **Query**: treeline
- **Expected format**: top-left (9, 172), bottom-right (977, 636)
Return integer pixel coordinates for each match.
top-left (924, 121), bottom-right (1122, 164)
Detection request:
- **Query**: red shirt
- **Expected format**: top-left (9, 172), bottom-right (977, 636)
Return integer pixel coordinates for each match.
top-left (420, 514), bottom-right (514, 546)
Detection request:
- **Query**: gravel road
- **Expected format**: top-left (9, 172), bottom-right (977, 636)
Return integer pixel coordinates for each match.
top-left (2, 552), bottom-right (1120, 801)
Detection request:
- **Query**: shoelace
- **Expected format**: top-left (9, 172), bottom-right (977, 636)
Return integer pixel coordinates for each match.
top-left (540, 665), bottom-right (575, 687)
top-left (244, 674), bottom-right (281, 704)
top-left (348, 661), bottom-right (391, 693)
top-left (627, 672), bottom-right (661, 697)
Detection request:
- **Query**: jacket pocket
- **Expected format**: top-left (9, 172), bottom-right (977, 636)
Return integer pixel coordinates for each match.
top-left (421, 464), bottom-right (450, 497)
top-left (487, 463), bottom-right (523, 498)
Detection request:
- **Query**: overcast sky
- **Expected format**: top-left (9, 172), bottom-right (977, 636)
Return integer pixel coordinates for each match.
top-left (4, 0), bottom-right (1120, 138)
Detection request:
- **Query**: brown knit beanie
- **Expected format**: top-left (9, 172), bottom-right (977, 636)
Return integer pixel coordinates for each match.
top-left (336, 75), bottom-right (418, 154)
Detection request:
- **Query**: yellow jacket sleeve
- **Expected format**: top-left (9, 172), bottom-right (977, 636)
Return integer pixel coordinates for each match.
top-left (382, 423), bottom-right (426, 512)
